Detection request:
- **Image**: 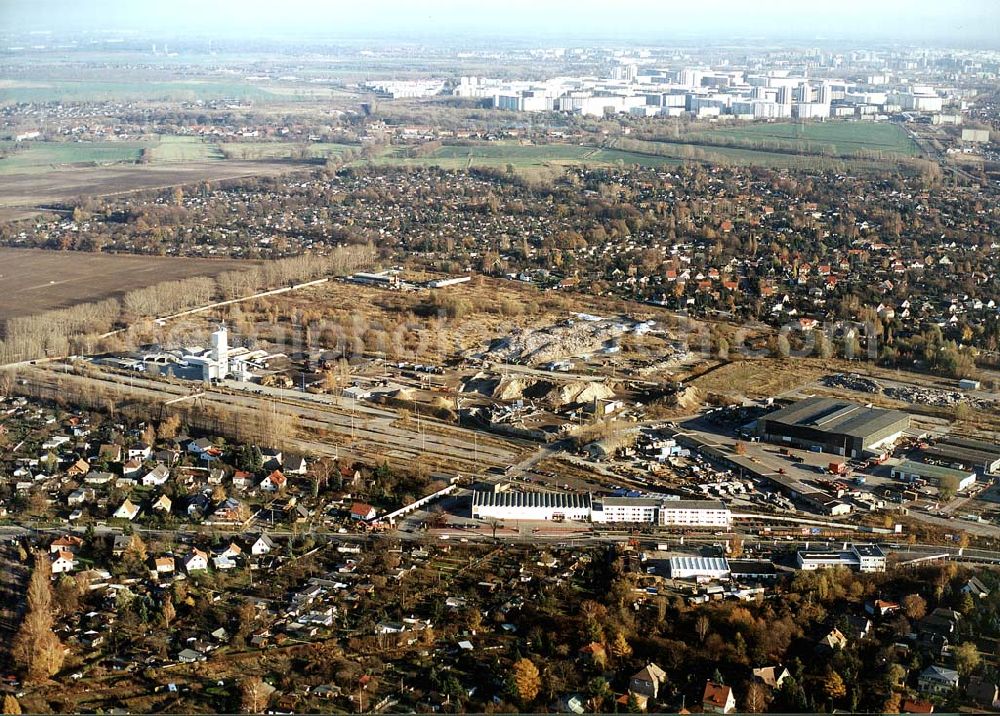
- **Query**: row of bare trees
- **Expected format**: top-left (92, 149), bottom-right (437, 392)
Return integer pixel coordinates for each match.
top-left (0, 243), bottom-right (376, 364)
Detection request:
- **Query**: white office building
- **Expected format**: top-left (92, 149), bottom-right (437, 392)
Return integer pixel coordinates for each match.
top-left (658, 500), bottom-right (732, 528)
top-left (796, 543), bottom-right (886, 573)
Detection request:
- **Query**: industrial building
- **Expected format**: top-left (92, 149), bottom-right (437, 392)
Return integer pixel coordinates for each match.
top-left (922, 436), bottom-right (1000, 475)
top-left (471, 487), bottom-right (731, 527)
top-left (758, 397), bottom-right (910, 458)
top-left (796, 543), bottom-right (886, 573)
top-left (668, 556), bottom-right (730, 580)
top-left (470, 488), bottom-right (591, 522)
top-left (891, 459), bottom-right (977, 492)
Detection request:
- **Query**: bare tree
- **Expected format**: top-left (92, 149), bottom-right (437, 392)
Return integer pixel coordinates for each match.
top-left (240, 676), bottom-right (271, 714)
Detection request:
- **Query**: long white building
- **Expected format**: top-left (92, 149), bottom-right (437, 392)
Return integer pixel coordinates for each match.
top-left (472, 488), bottom-right (731, 528)
top-left (471, 489), bottom-right (591, 522)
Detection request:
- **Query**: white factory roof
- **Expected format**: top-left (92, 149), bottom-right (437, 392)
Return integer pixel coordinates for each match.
top-left (472, 490), bottom-right (591, 510)
top-left (668, 556), bottom-right (730, 573)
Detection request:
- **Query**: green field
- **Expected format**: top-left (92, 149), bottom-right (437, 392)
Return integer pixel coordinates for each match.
top-left (219, 142), bottom-right (358, 161)
top-left (667, 120), bottom-right (920, 157)
top-left (0, 80), bottom-right (280, 104)
top-left (149, 135), bottom-right (225, 162)
top-left (0, 140), bottom-right (148, 174)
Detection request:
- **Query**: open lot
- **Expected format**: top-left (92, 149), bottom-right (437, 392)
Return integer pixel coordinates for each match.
top-left (367, 142), bottom-right (680, 175)
top-left (148, 135), bottom-right (225, 162)
top-left (219, 141), bottom-right (357, 161)
top-left (0, 159), bottom-right (313, 220)
top-left (0, 248), bottom-right (254, 317)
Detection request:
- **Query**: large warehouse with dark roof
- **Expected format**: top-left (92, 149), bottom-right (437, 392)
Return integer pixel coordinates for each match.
top-left (758, 396), bottom-right (910, 458)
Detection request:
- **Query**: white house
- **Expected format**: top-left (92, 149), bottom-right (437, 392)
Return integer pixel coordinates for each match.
top-left (152, 494), bottom-right (173, 513)
top-left (919, 665), bottom-right (960, 695)
top-left (142, 464), bottom-right (171, 487)
top-left (113, 498), bottom-right (140, 521)
top-left (127, 443), bottom-right (152, 461)
top-left (284, 455), bottom-right (308, 475)
top-left (259, 470), bottom-right (287, 492)
top-left (251, 534), bottom-right (276, 556)
top-left (184, 549), bottom-right (210, 573)
top-left (51, 550), bottom-right (77, 574)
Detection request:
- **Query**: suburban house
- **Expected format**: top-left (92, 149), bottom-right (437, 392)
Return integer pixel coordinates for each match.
top-left (284, 455), bottom-right (307, 475)
top-left (178, 648), bottom-right (206, 663)
top-left (215, 542), bottom-right (242, 560)
top-left (152, 495), bottom-right (173, 513)
top-left (866, 599), bottom-right (901, 617)
top-left (113, 498), bottom-right (140, 521)
top-left (51, 550), bottom-right (77, 574)
top-left (67, 487), bottom-right (95, 506)
top-left (142, 464), bottom-right (171, 487)
top-left (153, 556), bottom-right (175, 574)
top-left (901, 698), bottom-right (935, 714)
top-left (50, 535), bottom-right (83, 554)
top-left (251, 534), bottom-right (275, 556)
top-left (752, 666), bottom-right (790, 689)
top-left (919, 665), bottom-right (960, 694)
top-left (127, 443), bottom-right (151, 461)
top-left (187, 438), bottom-right (214, 455)
top-left (66, 458), bottom-right (90, 477)
top-left (85, 471), bottom-right (115, 486)
top-left (629, 663), bottom-right (667, 699)
top-left (259, 470), bottom-right (287, 492)
top-left (818, 627), bottom-right (848, 651)
top-left (703, 681), bottom-right (736, 714)
top-left (184, 549), bottom-right (210, 573)
top-left (920, 608), bottom-right (960, 637)
top-left (261, 448), bottom-right (283, 471)
top-left (578, 642), bottom-right (607, 664)
top-left (111, 534), bottom-right (132, 557)
top-left (213, 554), bottom-right (237, 570)
top-left (212, 498), bottom-right (246, 523)
top-left (350, 502), bottom-right (376, 521)
top-left (186, 493), bottom-right (211, 518)
top-left (232, 471), bottom-right (255, 491)
top-left (962, 576), bottom-right (990, 598)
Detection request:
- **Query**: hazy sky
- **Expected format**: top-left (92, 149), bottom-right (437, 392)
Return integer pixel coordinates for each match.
top-left (4, 0), bottom-right (999, 45)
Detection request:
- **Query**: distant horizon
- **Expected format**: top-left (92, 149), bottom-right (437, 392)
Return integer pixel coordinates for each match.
top-left (3, 0), bottom-right (999, 48)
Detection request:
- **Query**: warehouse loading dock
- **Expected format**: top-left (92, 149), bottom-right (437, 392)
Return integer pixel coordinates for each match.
top-left (922, 443), bottom-right (1000, 475)
top-left (922, 436), bottom-right (1000, 475)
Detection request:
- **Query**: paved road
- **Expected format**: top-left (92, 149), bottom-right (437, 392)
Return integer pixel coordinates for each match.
top-left (5, 522), bottom-right (1000, 566)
